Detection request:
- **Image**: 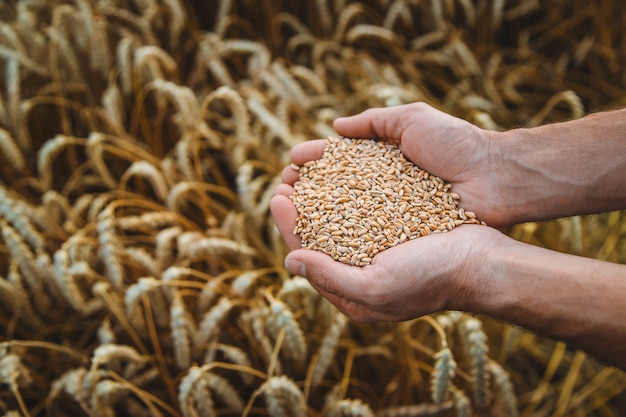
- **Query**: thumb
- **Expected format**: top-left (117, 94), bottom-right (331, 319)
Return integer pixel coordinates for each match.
top-left (333, 104), bottom-right (420, 141)
top-left (284, 249), bottom-right (374, 320)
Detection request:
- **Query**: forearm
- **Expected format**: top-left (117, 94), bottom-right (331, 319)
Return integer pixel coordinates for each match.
top-left (460, 238), bottom-right (626, 369)
top-left (493, 109), bottom-right (626, 224)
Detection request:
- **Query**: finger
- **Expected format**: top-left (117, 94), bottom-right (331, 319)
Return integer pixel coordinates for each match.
top-left (281, 164), bottom-right (301, 185)
top-left (273, 183), bottom-right (294, 197)
top-left (290, 139), bottom-right (326, 166)
top-left (269, 195), bottom-right (301, 251)
top-left (333, 103), bottom-right (420, 141)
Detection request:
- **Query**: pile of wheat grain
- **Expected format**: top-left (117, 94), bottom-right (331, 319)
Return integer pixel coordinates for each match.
top-left (292, 137), bottom-right (482, 265)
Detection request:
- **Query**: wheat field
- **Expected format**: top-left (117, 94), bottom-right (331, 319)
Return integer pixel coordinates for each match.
top-left (0, 1), bottom-right (625, 416)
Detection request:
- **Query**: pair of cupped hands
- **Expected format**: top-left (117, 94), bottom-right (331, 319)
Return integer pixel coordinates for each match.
top-left (270, 103), bottom-right (515, 323)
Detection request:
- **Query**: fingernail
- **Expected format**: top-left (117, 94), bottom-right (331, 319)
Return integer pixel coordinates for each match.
top-left (285, 259), bottom-right (306, 277)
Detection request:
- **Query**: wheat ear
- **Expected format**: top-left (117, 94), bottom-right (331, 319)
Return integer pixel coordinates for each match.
top-left (377, 401), bottom-right (455, 417)
top-left (170, 293), bottom-right (194, 370)
top-left (194, 296), bottom-right (235, 346)
top-left (325, 399), bottom-right (375, 417)
top-left (125, 277), bottom-right (161, 331)
top-left (452, 386), bottom-right (472, 417)
top-left (262, 375), bottom-right (306, 417)
top-left (487, 360), bottom-right (518, 417)
top-left (459, 317), bottom-right (490, 407)
top-left (311, 312), bottom-right (347, 386)
top-left (0, 127), bottom-right (25, 171)
top-left (1, 220), bottom-right (50, 312)
top-left (266, 298), bottom-right (307, 369)
top-left (155, 226), bottom-right (182, 272)
top-left (120, 160), bottom-right (169, 202)
top-left (178, 366), bottom-right (217, 417)
top-left (431, 345), bottom-right (457, 405)
top-left (97, 207), bottom-right (126, 289)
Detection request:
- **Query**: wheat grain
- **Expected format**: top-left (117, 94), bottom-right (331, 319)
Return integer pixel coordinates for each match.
top-left (291, 137), bottom-right (483, 266)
